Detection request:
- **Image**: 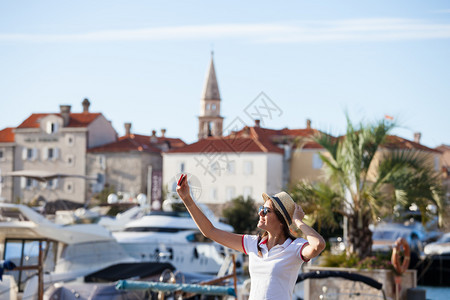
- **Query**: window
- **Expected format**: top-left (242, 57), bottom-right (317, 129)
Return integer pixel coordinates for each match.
top-left (243, 161), bottom-right (253, 175)
top-left (210, 161), bottom-right (221, 175)
top-left (179, 162), bottom-right (185, 173)
top-left (243, 186), bottom-right (253, 200)
top-left (225, 186), bottom-right (235, 201)
top-left (226, 161), bottom-right (235, 174)
top-left (64, 182), bottom-right (74, 193)
top-left (66, 134), bottom-right (75, 146)
top-left (22, 148), bottom-right (37, 161)
top-left (96, 173), bottom-right (104, 184)
top-left (312, 153), bottom-right (323, 169)
top-left (211, 104), bottom-right (216, 110)
top-left (0, 149), bottom-right (4, 161)
top-left (43, 147), bottom-right (59, 161)
top-left (48, 148), bottom-right (54, 159)
top-left (210, 188), bottom-right (218, 201)
top-left (434, 156), bottom-right (440, 171)
top-left (21, 178), bottom-right (36, 190)
top-left (27, 178), bottom-right (33, 189)
top-left (66, 154), bottom-right (74, 166)
top-left (98, 155), bottom-right (106, 170)
top-left (46, 121), bottom-right (59, 134)
top-left (47, 179), bottom-right (58, 190)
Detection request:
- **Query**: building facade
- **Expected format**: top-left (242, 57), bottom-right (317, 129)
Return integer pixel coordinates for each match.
top-left (162, 134), bottom-right (284, 206)
top-left (0, 128), bottom-right (15, 201)
top-left (0, 99), bottom-right (117, 204)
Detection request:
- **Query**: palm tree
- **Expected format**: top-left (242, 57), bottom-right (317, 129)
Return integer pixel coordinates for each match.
top-left (290, 181), bottom-right (341, 233)
top-left (291, 116), bottom-right (443, 258)
top-left (378, 150), bottom-right (444, 227)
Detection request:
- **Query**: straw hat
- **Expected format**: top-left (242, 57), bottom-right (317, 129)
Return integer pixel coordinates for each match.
top-left (262, 191), bottom-right (295, 226)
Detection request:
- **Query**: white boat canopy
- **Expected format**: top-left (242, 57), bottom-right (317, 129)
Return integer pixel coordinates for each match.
top-left (4, 170), bottom-right (96, 182)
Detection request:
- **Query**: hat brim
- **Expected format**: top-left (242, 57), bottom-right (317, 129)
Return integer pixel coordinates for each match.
top-left (262, 192), bottom-right (272, 203)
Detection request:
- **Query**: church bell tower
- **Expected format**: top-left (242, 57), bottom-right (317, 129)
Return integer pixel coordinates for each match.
top-left (198, 53), bottom-right (224, 140)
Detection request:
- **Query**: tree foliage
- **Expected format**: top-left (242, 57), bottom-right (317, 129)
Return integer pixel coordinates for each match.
top-left (222, 196), bottom-right (259, 234)
top-left (379, 151), bottom-right (445, 227)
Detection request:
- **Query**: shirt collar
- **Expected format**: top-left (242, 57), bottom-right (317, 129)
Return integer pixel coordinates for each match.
top-left (259, 237), bottom-right (293, 248)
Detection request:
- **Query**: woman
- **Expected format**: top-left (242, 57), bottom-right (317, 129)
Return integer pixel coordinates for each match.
top-left (176, 174), bottom-right (325, 300)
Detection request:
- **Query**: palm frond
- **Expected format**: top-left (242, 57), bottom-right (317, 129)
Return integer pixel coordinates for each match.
top-left (290, 180), bottom-right (341, 229)
top-left (314, 132), bottom-right (339, 161)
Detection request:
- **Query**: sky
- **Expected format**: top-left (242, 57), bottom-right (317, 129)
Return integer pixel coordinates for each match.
top-left (1, 1), bottom-right (449, 148)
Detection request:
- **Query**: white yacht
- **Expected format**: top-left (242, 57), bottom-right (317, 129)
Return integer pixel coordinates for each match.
top-left (112, 203), bottom-right (243, 274)
top-left (0, 203), bottom-right (142, 299)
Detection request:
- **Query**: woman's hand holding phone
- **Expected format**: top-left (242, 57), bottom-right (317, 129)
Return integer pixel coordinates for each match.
top-left (177, 174), bottom-right (186, 186)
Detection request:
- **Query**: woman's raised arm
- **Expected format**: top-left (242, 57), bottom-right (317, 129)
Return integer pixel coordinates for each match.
top-left (176, 174), bottom-right (245, 253)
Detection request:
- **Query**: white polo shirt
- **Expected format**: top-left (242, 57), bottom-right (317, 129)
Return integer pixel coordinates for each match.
top-left (242, 234), bottom-right (309, 300)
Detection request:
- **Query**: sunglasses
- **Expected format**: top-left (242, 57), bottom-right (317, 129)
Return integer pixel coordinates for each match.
top-left (259, 206), bottom-right (271, 216)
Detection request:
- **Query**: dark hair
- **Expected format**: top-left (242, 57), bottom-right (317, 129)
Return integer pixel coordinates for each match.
top-left (257, 201), bottom-right (296, 257)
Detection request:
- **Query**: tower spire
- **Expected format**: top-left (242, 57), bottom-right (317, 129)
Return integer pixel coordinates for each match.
top-left (201, 53), bottom-right (221, 101)
top-left (198, 53), bottom-right (224, 140)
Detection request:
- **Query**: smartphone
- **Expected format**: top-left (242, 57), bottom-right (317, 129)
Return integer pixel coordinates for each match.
top-left (177, 174), bottom-right (186, 186)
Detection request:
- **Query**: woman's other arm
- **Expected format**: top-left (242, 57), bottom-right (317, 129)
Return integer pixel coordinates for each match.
top-left (293, 203), bottom-right (326, 261)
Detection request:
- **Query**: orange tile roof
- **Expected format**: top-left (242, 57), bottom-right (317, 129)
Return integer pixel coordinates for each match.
top-left (17, 113), bottom-right (47, 128)
top-left (436, 144), bottom-right (450, 151)
top-left (88, 134), bottom-right (161, 153)
top-left (168, 135), bottom-right (283, 154)
top-left (168, 125), bottom-right (329, 154)
top-left (67, 113), bottom-right (101, 127)
top-left (137, 134), bottom-right (187, 149)
top-left (0, 127), bottom-right (15, 143)
top-left (239, 126), bottom-right (325, 150)
top-left (88, 133), bottom-right (186, 153)
top-left (251, 126), bottom-right (325, 150)
top-left (382, 135), bottom-right (441, 153)
top-left (17, 113), bottom-right (101, 129)
top-left (157, 137), bottom-right (187, 149)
